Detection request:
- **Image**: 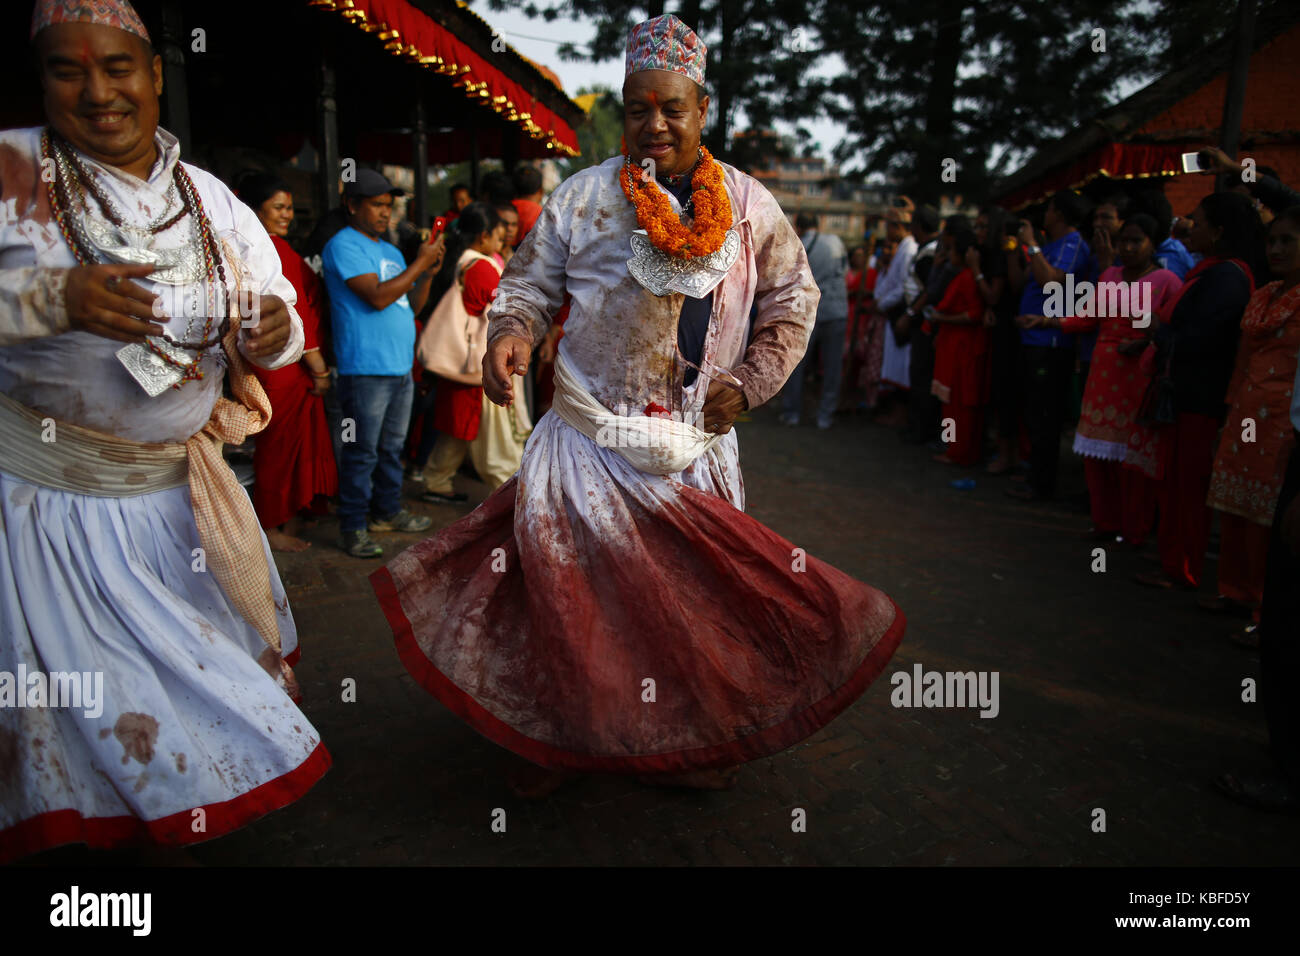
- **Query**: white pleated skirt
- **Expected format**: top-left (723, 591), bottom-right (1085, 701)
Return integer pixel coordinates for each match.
top-left (0, 469), bottom-right (329, 861)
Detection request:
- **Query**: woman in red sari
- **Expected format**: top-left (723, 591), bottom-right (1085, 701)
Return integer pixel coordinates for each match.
top-left (238, 173), bottom-right (338, 552)
top-left (928, 228), bottom-right (991, 465)
top-left (1205, 207), bottom-right (1300, 622)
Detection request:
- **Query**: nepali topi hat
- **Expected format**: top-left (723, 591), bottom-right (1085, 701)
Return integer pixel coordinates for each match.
top-left (30, 0), bottom-right (151, 44)
top-left (625, 14), bottom-right (706, 86)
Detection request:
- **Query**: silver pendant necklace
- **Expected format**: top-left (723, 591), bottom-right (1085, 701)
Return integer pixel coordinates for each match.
top-left (622, 153), bottom-right (740, 298)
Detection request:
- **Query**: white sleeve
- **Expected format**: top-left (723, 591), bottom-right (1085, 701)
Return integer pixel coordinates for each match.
top-left (485, 179), bottom-right (573, 348)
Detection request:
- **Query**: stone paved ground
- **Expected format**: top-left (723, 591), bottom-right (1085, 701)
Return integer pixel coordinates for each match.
top-left (191, 397), bottom-right (1300, 866)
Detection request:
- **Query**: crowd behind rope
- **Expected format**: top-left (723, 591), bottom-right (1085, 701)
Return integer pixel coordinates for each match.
top-left (236, 153), bottom-right (1300, 621)
top-left (229, 151), bottom-right (1300, 809)
top-left (786, 148), bottom-right (1300, 658)
top-left (233, 154), bottom-right (1300, 642)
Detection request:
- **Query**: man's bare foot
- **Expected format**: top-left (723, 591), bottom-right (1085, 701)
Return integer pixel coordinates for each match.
top-left (506, 764), bottom-right (576, 799)
top-left (266, 529), bottom-right (311, 552)
top-left (637, 767), bottom-right (740, 790)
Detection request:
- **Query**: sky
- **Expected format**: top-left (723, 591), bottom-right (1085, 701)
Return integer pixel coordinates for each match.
top-left (468, 1), bottom-right (851, 163)
top-left (469, 2), bottom-right (1158, 181)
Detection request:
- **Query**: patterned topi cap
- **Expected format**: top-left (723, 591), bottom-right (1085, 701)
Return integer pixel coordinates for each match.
top-left (625, 14), bottom-right (706, 86)
top-left (30, 0), bottom-right (151, 44)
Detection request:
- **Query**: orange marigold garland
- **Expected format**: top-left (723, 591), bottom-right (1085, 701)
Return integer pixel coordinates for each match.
top-left (621, 146), bottom-right (732, 260)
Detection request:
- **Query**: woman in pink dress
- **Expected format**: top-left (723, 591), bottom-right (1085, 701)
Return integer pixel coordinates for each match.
top-left (1060, 214), bottom-right (1181, 544)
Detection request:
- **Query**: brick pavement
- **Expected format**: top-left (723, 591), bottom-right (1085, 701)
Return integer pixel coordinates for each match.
top-left (191, 401), bottom-right (1300, 866)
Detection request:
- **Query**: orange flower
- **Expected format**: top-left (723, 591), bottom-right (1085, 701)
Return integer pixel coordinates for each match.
top-left (620, 146), bottom-right (732, 260)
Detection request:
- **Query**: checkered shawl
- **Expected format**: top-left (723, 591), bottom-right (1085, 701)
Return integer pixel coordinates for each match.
top-left (185, 319), bottom-right (279, 652)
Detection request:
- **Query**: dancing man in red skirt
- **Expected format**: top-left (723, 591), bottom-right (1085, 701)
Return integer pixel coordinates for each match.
top-left (372, 14), bottom-right (905, 797)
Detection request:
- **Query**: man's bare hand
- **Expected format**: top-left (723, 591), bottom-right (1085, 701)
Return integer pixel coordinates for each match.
top-left (66, 263), bottom-right (164, 343)
top-left (1201, 146), bottom-right (1242, 177)
top-left (701, 379), bottom-right (746, 435)
top-left (484, 334), bottom-right (531, 406)
top-left (244, 295), bottom-right (291, 358)
top-left (417, 233), bottom-right (447, 273)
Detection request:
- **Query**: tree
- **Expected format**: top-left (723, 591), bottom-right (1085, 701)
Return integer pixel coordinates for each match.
top-left (492, 0), bottom-right (1269, 203)
top-left (487, 0), bottom-right (823, 163)
top-left (557, 85), bottom-right (625, 177)
top-left (817, 0), bottom-right (1270, 201)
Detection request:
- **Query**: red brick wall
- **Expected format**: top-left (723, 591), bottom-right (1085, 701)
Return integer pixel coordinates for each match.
top-left (1163, 144), bottom-right (1298, 216)
top-left (1140, 23), bottom-right (1300, 216)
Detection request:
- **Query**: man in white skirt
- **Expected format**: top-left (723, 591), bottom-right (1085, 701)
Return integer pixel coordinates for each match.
top-left (0, 0), bottom-right (330, 862)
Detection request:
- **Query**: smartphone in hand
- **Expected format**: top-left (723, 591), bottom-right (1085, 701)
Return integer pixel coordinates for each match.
top-left (1180, 150), bottom-right (1212, 174)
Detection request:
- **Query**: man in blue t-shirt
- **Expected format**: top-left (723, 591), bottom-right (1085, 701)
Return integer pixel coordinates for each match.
top-left (1009, 189), bottom-right (1093, 501)
top-left (323, 169), bottom-right (445, 557)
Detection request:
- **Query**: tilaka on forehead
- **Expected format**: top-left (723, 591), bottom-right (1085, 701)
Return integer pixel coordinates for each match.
top-left (30, 0), bottom-right (151, 43)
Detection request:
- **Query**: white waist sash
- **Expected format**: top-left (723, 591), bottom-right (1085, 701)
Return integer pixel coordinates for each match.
top-left (548, 352), bottom-right (724, 475)
top-left (0, 389), bottom-right (188, 495)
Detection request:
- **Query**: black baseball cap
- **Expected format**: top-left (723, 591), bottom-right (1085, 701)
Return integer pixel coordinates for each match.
top-left (343, 168), bottom-right (405, 199)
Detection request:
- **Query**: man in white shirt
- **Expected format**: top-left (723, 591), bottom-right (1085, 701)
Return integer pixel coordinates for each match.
top-left (873, 206), bottom-right (916, 394)
top-left (779, 212), bottom-right (848, 429)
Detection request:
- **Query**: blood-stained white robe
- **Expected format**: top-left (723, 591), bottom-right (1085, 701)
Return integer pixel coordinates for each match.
top-left (0, 127), bottom-right (328, 862)
top-left (373, 156), bottom-right (904, 774)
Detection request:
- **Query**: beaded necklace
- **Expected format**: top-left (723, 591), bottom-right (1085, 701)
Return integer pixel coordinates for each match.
top-left (43, 128), bottom-right (228, 387)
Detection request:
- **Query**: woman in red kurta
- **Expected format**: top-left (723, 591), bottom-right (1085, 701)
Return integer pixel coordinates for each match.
top-left (239, 174), bottom-right (338, 552)
top-left (841, 244), bottom-right (880, 411)
top-left (1205, 209), bottom-right (1300, 616)
top-left (423, 204), bottom-right (517, 500)
top-left (1062, 215), bottom-right (1181, 544)
top-left (929, 230), bottom-right (990, 466)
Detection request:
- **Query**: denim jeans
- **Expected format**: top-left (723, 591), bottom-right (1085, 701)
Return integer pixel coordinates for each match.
top-left (782, 318), bottom-right (846, 421)
top-left (336, 374), bottom-right (414, 532)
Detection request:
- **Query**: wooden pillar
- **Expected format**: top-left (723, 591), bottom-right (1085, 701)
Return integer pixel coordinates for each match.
top-left (1219, 0), bottom-right (1258, 158)
top-left (413, 92), bottom-right (429, 228)
top-left (318, 46), bottom-right (341, 213)
top-left (501, 131), bottom-right (519, 181)
top-left (469, 128), bottom-right (480, 197)
top-left (158, 1), bottom-right (191, 155)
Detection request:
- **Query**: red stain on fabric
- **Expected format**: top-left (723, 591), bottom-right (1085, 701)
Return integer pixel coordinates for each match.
top-left (113, 713), bottom-right (159, 766)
